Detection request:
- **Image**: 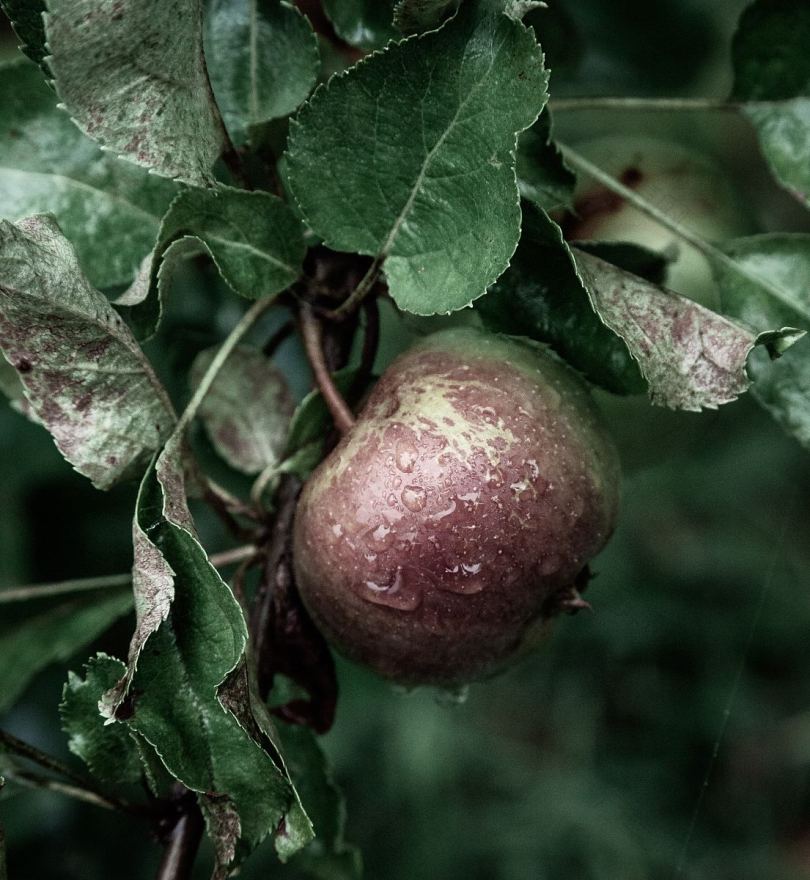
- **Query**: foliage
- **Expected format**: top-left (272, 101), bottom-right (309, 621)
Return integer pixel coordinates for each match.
top-left (0, 0), bottom-right (809, 878)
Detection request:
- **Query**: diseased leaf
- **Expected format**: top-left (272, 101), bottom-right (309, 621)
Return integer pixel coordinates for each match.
top-left (0, 0), bottom-right (47, 66)
top-left (477, 208), bottom-right (644, 395)
top-left (0, 215), bottom-right (176, 488)
top-left (716, 234), bottom-right (810, 448)
top-left (205, 0), bottom-right (319, 145)
top-left (190, 344), bottom-right (295, 475)
top-left (60, 653), bottom-right (142, 784)
top-left (321, 0), bottom-right (397, 48)
top-left (0, 60), bottom-right (177, 290)
top-left (105, 440), bottom-right (310, 867)
top-left (573, 249), bottom-right (799, 411)
top-left (45, 0), bottom-right (227, 185)
top-left (287, 0), bottom-right (548, 314)
top-left (731, 0), bottom-right (810, 206)
top-left (516, 110), bottom-right (576, 213)
top-left (118, 186), bottom-right (305, 339)
top-left (0, 591), bottom-right (132, 715)
top-left (393, 0), bottom-right (458, 33)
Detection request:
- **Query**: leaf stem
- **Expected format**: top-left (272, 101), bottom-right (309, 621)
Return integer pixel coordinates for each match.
top-left (558, 142), bottom-right (801, 314)
top-left (177, 296), bottom-right (278, 436)
top-left (299, 304), bottom-right (356, 435)
top-left (0, 546), bottom-right (258, 604)
top-left (549, 96), bottom-right (746, 113)
top-left (329, 257), bottom-right (383, 320)
top-left (3, 768), bottom-right (127, 814)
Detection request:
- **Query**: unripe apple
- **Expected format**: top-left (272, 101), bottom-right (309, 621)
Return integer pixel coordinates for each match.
top-left (561, 135), bottom-right (752, 305)
top-left (293, 328), bottom-right (620, 686)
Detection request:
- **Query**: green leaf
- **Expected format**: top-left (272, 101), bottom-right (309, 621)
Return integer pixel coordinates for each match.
top-left (716, 234), bottom-right (810, 449)
top-left (118, 186), bottom-right (305, 339)
top-left (105, 442), bottom-right (310, 867)
top-left (0, 0), bottom-right (47, 66)
top-left (204, 0), bottom-right (319, 145)
top-left (573, 248), bottom-right (800, 411)
top-left (477, 208), bottom-right (645, 395)
top-left (285, 367), bottom-right (360, 455)
top-left (60, 653), bottom-right (142, 785)
top-left (0, 591), bottom-right (132, 715)
top-left (321, 0), bottom-right (397, 49)
top-left (287, 0), bottom-right (548, 314)
top-left (516, 111), bottom-right (576, 213)
top-left (0, 60), bottom-right (177, 290)
top-left (731, 0), bottom-right (810, 206)
top-left (44, 0), bottom-right (227, 185)
top-left (190, 343), bottom-right (295, 475)
top-left (0, 215), bottom-right (176, 488)
top-left (277, 718), bottom-right (362, 880)
top-left (393, 0), bottom-right (458, 34)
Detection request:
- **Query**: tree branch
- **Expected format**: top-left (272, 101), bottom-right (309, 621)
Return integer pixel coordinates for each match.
top-left (299, 304), bottom-right (356, 435)
top-left (154, 800), bottom-right (204, 880)
top-left (329, 256), bottom-right (383, 319)
top-left (549, 96), bottom-right (746, 113)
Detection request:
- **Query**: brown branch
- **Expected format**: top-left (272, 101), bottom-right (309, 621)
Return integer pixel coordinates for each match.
top-left (155, 798), bottom-right (204, 880)
top-left (299, 304), bottom-right (356, 435)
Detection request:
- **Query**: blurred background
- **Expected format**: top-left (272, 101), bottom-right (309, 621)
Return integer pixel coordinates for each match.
top-left (2, 1), bottom-right (810, 878)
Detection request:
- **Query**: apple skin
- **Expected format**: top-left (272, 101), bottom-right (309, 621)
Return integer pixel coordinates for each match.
top-left (292, 328), bottom-right (620, 686)
top-left (560, 136), bottom-right (753, 305)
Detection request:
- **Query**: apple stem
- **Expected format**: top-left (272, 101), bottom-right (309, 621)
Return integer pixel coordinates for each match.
top-left (300, 304), bottom-right (357, 435)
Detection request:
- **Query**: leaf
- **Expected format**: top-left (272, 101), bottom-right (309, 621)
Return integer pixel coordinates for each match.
top-left (44, 0), bottom-right (227, 185)
top-left (574, 240), bottom-right (670, 286)
top-left (118, 186), bottom-right (305, 339)
top-left (60, 653), bottom-right (142, 785)
top-left (285, 367), bottom-right (361, 455)
top-left (287, 0), bottom-right (548, 314)
top-left (276, 717), bottom-right (362, 880)
top-left (190, 343), bottom-right (295, 475)
top-left (0, 0), bottom-right (47, 66)
top-left (0, 215), bottom-right (176, 488)
top-left (731, 0), bottom-right (810, 206)
top-left (0, 60), bottom-right (177, 290)
top-left (516, 110), bottom-right (576, 213)
top-left (204, 0), bottom-right (319, 145)
top-left (0, 591), bottom-right (132, 715)
top-left (477, 208), bottom-right (645, 395)
top-left (321, 0), bottom-right (397, 49)
top-left (573, 248), bottom-right (799, 411)
top-left (105, 443), bottom-right (309, 866)
top-left (393, 0), bottom-right (458, 33)
top-left (715, 234), bottom-right (810, 449)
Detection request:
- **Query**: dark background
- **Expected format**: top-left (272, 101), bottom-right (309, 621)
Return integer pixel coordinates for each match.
top-left (2, 1), bottom-right (810, 878)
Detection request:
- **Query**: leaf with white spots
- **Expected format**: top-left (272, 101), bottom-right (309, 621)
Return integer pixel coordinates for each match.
top-left (45, 0), bottom-right (227, 185)
top-left (0, 215), bottom-right (176, 488)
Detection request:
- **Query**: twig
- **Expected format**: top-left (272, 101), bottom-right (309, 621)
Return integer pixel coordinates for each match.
top-left (202, 479), bottom-right (261, 540)
top-left (549, 96), bottom-right (747, 113)
top-left (3, 768), bottom-right (129, 814)
top-left (154, 800), bottom-right (204, 880)
top-left (0, 730), bottom-right (140, 815)
top-left (558, 142), bottom-right (801, 314)
top-left (0, 546), bottom-right (258, 604)
top-left (250, 477), bottom-right (301, 660)
top-left (299, 304), bottom-right (356, 435)
top-left (329, 256), bottom-right (383, 319)
top-left (358, 296), bottom-right (380, 381)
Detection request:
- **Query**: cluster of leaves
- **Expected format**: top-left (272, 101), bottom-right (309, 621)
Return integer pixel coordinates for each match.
top-left (0, 0), bottom-right (809, 877)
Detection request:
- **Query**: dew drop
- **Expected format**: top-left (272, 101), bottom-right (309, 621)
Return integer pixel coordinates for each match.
top-left (433, 684), bottom-right (469, 707)
top-left (430, 499), bottom-right (457, 521)
top-left (401, 485), bottom-right (427, 512)
top-left (395, 441), bottom-right (418, 473)
top-left (354, 567), bottom-right (422, 611)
